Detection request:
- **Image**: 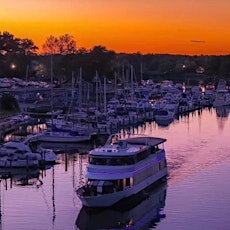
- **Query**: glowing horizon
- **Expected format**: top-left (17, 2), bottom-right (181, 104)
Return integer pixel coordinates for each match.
top-left (1, 0), bottom-right (230, 55)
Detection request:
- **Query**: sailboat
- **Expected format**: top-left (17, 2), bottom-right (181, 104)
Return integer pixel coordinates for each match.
top-left (37, 60), bottom-right (92, 144)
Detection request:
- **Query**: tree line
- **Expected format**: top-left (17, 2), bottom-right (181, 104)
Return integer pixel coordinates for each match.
top-left (1, 31), bottom-right (230, 85)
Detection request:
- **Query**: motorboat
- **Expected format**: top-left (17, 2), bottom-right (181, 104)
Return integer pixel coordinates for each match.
top-left (154, 109), bottom-right (174, 126)
top-left (213, 79), bottom-right (230, 107)
top-left (0, 155), bottom-right (38, 168)
top-left (76, 133), bottom-right (168, 208)
top-left (0, 134), bottom-right (58, 165)
top-left (213, 89), bottom-right (230, 107)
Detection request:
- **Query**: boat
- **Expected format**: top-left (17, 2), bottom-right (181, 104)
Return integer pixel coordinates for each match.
top-left (213, 79), bottom-right (230, 107)
top-left (10, 113), bottom-right (31, 122)
top-left (76, 133), bottom-right (168, 208)
top-left (46, 115), bottom-right (72, 128)
top-left (36, 130), bottom-right (91, 143)
top-left (213, 89), bottom-right (230, 107)
top-left (154, 109), bottom-right (174, 126)
top-left (0, 134), bottom-right (58, 165)
top-left (76, 181), bottom-right (167, 229)
top-left (0, 155), bottom-right (38, 168)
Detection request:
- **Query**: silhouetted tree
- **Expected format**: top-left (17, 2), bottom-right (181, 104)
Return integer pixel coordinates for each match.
top-left (219, 56), bottom-right (230, 76)
top-left (89, 45), bottom-right (116, 78)
top-left (18, 38), bottom-right (38, 55)
top-left (0, 31), bottom-right (18, 55)
top-left (204, 56), bottom-right (221, 75)
top-left (42, 34), bottom-right (77, 55)
top-left (58, 34), bottom-right (77, 55)
top-left (0, 31), bottom-right (38, 55)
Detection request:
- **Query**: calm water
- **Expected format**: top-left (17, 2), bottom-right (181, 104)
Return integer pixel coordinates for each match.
top-left (1, 107), bottom-right (230, 230)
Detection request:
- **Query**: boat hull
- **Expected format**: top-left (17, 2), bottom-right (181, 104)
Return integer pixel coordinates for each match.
top-left (0, 158), bottom-right (38, 168)
top-left (76, 180), bottom-right (167, 230)
top-left (37, 132), bottom-right (91, 143)
top-left (77, 167), bottom-right (168, 208)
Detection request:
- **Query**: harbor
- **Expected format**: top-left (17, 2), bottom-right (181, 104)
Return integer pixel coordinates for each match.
top-left (0, 77), bottom-right (229, 229)
top-left (1, 1), bottom-right (230, 229)
top-left (0, 106), bottom-right (229, 229)
top-left (0, 78), bottom-right (215, 141)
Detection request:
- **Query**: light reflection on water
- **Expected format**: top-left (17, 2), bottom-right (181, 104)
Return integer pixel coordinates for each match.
top-left (0, 107), bottom-right (230, 229)
top-left (157, 159), bottom-right (230, 230)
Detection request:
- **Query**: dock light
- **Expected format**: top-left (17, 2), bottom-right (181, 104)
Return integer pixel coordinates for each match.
top-left (11, 64), bottom-right (16, 69)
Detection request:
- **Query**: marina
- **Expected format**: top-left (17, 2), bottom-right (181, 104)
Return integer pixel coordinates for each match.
top-left (1, 2), bottom-right (230, 229)
top-left (0, 107), bottom-right (229, 229)
top-left (1, 78), bottom-right (215, 141)
top-left (0, 78), bottom-right (229, 229)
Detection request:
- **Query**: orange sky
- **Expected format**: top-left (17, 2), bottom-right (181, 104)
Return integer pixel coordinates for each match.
top-left (1, 0), bottom-right (230, 55)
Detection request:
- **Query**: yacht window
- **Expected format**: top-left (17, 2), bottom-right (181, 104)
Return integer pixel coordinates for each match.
top-left (89, 156), bottom-right (135, 165)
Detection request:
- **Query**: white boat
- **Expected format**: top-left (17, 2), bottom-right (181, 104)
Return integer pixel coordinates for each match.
top-left (0, 155), bottom-right (38, 168)
top-left (0, 141), bottom-right (32, 156)
top-left (0, 134), bottom-right (58, 165)
top-left (154, 109), bottom-right (174, 126)
top-left (213, 89), bottom-right (230, 107)
top-left (36, 131), bottom-right (91, 143)
top-left (213, 79), bottom-right (230, 107)
top-left (76, 181), bottom-right (167, 229)
top-left (46, 115), bottom-right (73, 127)
top-left (10, 113), bottom-right (31, 122)
top-left (76, 133), bottom-right (168, 208)
top-left (50, 122), bottom-right (97, 136)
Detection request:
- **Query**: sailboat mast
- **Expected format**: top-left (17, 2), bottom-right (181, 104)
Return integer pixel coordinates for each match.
top-left (104, 77), bottom-right (107, 113)
top-left (95, 71), bottom-right (99, 111)
top-left (114, 71), bottom-right (117, 99)
top-left (50, 55), bottom-right (54, 125)
top-left (131, 65), bottom-right (134, 101)
top-left (79, 68), bottom-right (82, 112)
top-left (140, 63), bottom-right (143, 84)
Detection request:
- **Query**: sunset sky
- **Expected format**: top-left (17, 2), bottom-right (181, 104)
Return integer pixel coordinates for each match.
top-left (1, 0), bottom-right (230, 55)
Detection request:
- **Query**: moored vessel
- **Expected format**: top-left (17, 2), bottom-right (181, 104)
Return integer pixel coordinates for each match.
top-left (76, 133), bottom-right (168, 208)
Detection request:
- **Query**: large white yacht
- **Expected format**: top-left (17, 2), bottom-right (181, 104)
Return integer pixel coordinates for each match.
top-left (76, 181), bottom-right (167, 229)
top-left (76, 133), bottom-right (168, 208)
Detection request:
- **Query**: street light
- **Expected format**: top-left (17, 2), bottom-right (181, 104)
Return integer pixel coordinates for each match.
top-left (10, 63), bottom-right (16, 77)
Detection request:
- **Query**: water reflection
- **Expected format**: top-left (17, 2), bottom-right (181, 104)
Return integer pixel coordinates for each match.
top-left (0, 165), bottom-right (58, 190)
top-left (155, 118), bottom-right (174, 127)
top-left (215, 106), bottom-right (230, 131)
top-left (1, 108), bottom-right (230, 229)
top-left (76, 181), bottom-right (167, 230)
top-left (215, 105), bottom-right (230, 118)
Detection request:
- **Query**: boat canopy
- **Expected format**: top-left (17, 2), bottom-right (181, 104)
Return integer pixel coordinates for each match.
top-left (125, 137), bottom-right (166, 146)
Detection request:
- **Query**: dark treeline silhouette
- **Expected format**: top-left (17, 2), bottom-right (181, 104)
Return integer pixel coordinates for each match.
top-left (1, 31), bottom-right (230, 86)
